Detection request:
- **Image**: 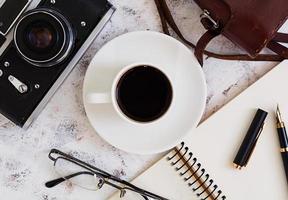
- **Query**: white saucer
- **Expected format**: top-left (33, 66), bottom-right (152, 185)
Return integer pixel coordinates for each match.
top-left (83, 31), bottom-right (207, 154)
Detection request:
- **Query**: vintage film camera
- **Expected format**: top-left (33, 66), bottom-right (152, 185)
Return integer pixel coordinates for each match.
top-left (0, 0), bottom-right (115, 128)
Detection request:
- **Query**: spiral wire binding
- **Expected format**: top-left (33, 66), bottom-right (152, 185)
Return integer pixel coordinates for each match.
top-left (167, 142), bottom-right (226, 200)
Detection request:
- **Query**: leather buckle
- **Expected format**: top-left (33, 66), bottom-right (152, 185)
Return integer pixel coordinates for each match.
top-left (200, 9), bottom-right (219, 29)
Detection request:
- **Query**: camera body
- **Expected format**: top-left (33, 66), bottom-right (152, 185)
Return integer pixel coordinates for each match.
top-left (0, 0), bottom-right (115, 128)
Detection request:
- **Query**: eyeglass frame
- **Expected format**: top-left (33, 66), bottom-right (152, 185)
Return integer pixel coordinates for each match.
top-left (46, 148), bottom-right (169, 200)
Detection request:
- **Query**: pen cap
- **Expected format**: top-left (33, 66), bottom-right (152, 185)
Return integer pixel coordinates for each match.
top-left (233, 109), bottom-right (268, 169)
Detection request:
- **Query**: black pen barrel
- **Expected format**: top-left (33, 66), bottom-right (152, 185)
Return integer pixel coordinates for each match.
top-left (281, 152), bottom-right (288, 184)
top-left (277, 127), bottom-right (288, 149)
top-left (277, 125), bottom-right (288, 184)
top-left (276, 107), bottom-right (288, 184)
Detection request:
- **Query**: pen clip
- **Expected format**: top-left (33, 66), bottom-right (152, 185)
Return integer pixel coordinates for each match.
top-left (244, 122), bottom-right (265, 166)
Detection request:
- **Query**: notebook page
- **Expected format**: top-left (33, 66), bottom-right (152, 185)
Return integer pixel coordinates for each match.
top-left (182, 60), bottom-right (288, 199)
top-left (108, 151), bottom-right (198, 200)
top-left (109, 60), bottom-right (288, 200)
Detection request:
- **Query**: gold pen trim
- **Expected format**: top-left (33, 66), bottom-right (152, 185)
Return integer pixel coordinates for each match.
top-left (280, 147), bottom-right (288, 153)
top-left (277, 122), bottom-right (285, 129)
top-left (233, 164), bottom-right (243, 170)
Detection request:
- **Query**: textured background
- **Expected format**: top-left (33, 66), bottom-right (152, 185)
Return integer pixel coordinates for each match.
top-left (0, 0), bottom-right (285, 199)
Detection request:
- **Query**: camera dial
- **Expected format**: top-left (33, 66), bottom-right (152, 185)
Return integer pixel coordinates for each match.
top-left (14, 8), bottom-right (74, 67)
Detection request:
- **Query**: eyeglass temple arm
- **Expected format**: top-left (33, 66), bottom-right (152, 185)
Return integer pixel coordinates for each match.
top-left (49, 149), bottom-right (153, 188)
top-left (45, 171), bottom-right (94, 188)
top-left (48, 149), bottom-right (64, 161)
top-left (110, 178), bottom-right (169, 199)
top-left (45, 170), bottom-right (139, 190)
top-left (48, 150), bottom-right (169, 200)
top-left (48, 149), bottom-right (110, 176)
top-left (45, 171), bottom-right (169, 200)
top-left (103, 179), bottom-right (169, 200)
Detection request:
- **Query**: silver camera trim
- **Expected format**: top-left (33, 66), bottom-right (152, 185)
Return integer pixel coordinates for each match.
top-left (0, 0), bottom-right (6, 8)
top-left (23, 6), bottom-right (116, 129)
top-left (0, 0), bottom-right (32, 35)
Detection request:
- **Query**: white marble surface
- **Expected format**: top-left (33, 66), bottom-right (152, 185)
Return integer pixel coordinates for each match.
top-left (0, 0), bottom-right (285, 199)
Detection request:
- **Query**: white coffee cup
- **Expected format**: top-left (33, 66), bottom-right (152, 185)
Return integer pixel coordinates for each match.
top-left (86, 63), bottom-right (174, 124)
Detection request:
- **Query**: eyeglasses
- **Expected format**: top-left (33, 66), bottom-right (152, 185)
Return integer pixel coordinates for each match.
top-left (45, 149), bottom-right (169, 200)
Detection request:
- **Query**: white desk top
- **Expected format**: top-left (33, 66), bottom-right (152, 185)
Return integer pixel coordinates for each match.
top-left (0, 0), bottom-right (286, 199)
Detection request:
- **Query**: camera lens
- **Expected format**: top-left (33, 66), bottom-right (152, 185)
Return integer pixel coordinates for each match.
top-left (26, 23), bottom-right (54, 50)
top-left (14, 9), bottom-right (74, 67)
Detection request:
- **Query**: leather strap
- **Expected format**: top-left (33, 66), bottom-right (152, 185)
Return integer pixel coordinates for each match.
top-left (274, 32), bottom-right (288, 43)
top-left (154, 0), bottom-right (169, 35)
top-left (154, 0), bottom-right (285, 64)
top-left (267, 40), bottom-right (288, 58)
top-left (268, 32), bottom-right (288, 58)
top-left (195, 30), bottom-right (220, 66)
top-left (155, 0), bottom-right (196, 48)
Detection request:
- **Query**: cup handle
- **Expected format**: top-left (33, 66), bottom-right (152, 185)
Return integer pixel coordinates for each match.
top-left (86, 93), bottom-right (111, 104)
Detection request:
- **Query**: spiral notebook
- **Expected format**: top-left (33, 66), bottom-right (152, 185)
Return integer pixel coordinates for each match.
top-left (109, 60), bottom-right (288, 200)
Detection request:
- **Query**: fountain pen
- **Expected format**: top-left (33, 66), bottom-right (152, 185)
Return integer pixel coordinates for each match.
top-left (276, 105), bottom-right (288, 184)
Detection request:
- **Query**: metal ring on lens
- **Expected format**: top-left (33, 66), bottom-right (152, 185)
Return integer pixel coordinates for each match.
top-left (14, 9), bottom-right (74, 67)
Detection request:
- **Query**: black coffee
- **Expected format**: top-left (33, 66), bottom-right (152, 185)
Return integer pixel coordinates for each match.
top-left (116, 65), bottom-right (173, 122)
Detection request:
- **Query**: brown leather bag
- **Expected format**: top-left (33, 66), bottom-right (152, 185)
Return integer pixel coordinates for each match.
top-left (154, 0), bottom-right (288, 66)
